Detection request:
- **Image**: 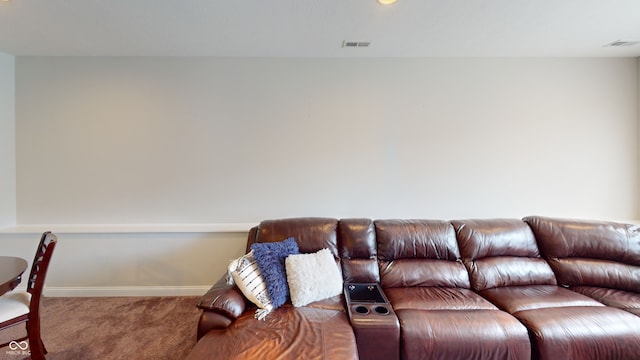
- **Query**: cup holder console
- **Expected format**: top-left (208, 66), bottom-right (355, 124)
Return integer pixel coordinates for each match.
top-left (374, 305), bottom-right (390, 315)
top-left (344, 283), bottom-right (400, 360)
top-left (351, 303), bottom-right (391, 316)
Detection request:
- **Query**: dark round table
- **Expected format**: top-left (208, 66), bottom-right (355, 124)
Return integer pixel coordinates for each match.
top-left (0, 256), bottom-right (28, 295)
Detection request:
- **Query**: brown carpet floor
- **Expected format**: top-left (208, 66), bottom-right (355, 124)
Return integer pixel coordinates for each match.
top-left (0, 296), bottom-right (201, 360)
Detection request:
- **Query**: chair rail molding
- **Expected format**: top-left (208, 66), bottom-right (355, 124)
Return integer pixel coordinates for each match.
top-left (0, 223), bottom-right (255, 234)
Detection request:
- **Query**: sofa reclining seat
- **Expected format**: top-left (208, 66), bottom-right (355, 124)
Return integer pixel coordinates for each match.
top-left (452, 218), bottom-right (640, 360)
top-left (375, 219), bottom-right (531, 360)
top-left (525, 216), bottom-right (640, 317)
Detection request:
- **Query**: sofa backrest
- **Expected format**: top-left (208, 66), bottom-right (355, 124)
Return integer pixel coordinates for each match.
top-left (244, 216), bottom-right (639, 293)
top-left (374, 219), bottom-right (470, 289)
top-left (452, 219), bottom-right (557, 291)
top-left (525, 216), bottom-right (640, 293)
top-left (338, 218), bottom-right (380, 283)
top-left (250, 217), bottom-right (340, 257)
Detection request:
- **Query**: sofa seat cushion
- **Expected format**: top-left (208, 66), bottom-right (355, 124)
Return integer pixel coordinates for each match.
top-left (513, 306), bottom-right (640, 360)
top-left (186, 304), bottom-right (357, 360)
top-left (303, 294), bottom-right (346, 312)
top-left (570, 286), bottom-right (640, 316)
top-left (480, 285), bottom-right (604, 313)
top-left (395, 308), bottom-right (530, 360)
top-left (385, 287), bottom-right (498, 311)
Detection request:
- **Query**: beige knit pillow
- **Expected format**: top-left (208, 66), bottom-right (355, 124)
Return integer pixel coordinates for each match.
top-left (227, 250), bottom-right (274, 320)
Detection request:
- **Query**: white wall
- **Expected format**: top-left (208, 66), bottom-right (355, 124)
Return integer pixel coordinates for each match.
top-left (6, 57), bottom-right (639, 296)
top-left (0, 53), bottom-right (15, 227)
top-left (0, 230), bottom-right (247, 296)
top-left (15, 57), bottom-right (639, 224)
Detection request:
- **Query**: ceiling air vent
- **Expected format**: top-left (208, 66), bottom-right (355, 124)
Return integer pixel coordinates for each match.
top-left (342, 41), bottom-right (372, 48)
top-left (604, 40), bottom-right (639, 47)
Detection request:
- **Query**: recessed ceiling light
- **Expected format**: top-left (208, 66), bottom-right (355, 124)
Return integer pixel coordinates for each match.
top-left (377, 0), bottom-right (397, 4)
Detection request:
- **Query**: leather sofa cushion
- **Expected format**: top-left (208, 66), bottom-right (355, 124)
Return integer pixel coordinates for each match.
top-left (480, 285), bottom-right (603, 313)
top-left (379, 258), bottom-right (469, 288)
top-left (374, 220), bottom-right (470, 289)
top-left (455, 219), bottom-right (541, 259)
top-left (467, 256), bottom-right (556, 290)
top-left (339, 218), bottom-right (380, 283)
top-left (187, 302), bottom-right (357, 360)
top-left (525, 216), bottom-right (640, 265)
top-left (513, 306), bottom-right (640, 360)
top-left (526, 216), bottom-right (640, 293)
top-left (375, 220), bottom-right (460, 261)
top-left (452, 219), bottom-right (557, 290)
top-left (385, 287), bottom-right (498, 311)
top-left (396, 309), bottom-right (530, 360)
top-left (302, 294), bottom-right (346, 312)
top-left (254, 218), bottom-right (340, 257)
top-left (545, 258), bottom-right (640, 294)
top-left (339, 218), bottom-right (377, 259)
top-left (571, 286), bottom-right (640, 316)
top-left (385, 287), bottom-right (532, 359)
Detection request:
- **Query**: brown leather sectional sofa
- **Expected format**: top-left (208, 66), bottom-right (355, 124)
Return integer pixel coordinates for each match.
top-left (187, 216), bottom-right (640, 360)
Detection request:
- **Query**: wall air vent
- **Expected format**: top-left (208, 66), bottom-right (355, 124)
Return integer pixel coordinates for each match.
top-left (342, 41), bottom-right (372, 48)
top-left (604, 40), bottom-right (639, 47)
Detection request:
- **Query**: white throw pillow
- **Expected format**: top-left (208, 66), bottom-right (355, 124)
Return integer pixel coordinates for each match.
top-left (285, 248), bottom-right (344, 307)
top-left (227, 250), bottom-right (273, 320)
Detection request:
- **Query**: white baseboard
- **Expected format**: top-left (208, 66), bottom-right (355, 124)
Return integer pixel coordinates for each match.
top-left (43, 286), bottom-right (211, 297)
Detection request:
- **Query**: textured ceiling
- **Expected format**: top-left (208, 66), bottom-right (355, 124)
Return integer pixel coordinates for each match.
top-left (1, 0), bottom-right (639, 57)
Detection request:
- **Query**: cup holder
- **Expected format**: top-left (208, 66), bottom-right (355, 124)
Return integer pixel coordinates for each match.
top-left (352, 305), bottom-right (391, 316)
top-left (374, 306), bottom-right (390, 315)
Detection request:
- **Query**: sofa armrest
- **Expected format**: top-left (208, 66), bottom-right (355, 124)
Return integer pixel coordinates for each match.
top-left (198, 276), bottom-right (247, 316)
top-left (196, 276), bottom-right (247, 339)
